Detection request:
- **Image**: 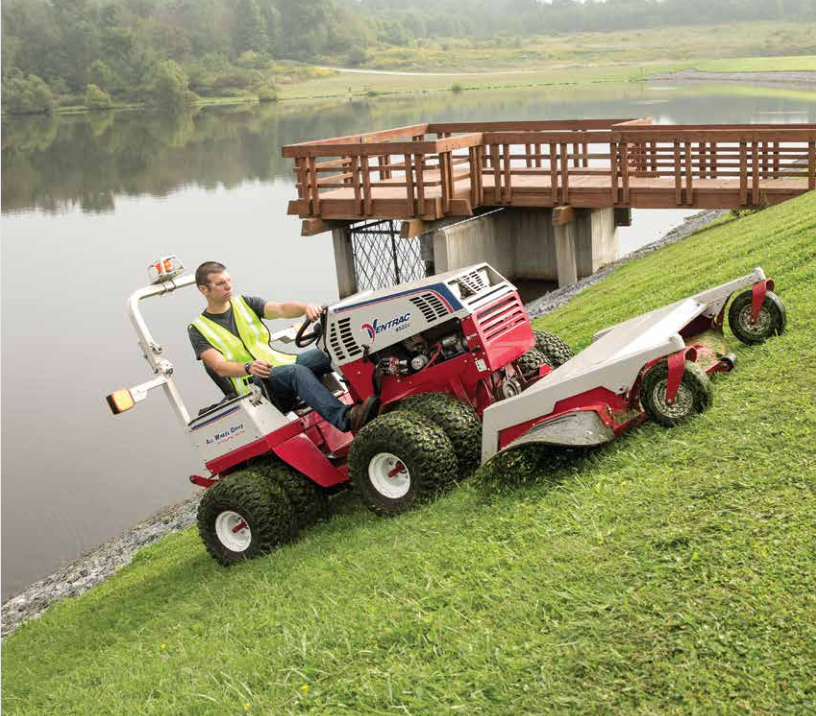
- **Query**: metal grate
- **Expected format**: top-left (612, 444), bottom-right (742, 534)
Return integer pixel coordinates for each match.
top-left (350, 220), bottom-right (428, 292)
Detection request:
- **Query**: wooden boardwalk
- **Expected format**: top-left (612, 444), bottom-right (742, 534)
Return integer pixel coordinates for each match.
top-left (283, 119), bottom-right (816, 232)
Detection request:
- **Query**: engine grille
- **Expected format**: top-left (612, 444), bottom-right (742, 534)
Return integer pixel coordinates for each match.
top-left (409, 292), bottom-right (450, 323)
top-left (454, 269), bottom-right (488, 298)
top-left (474, 293), bottom-right (526, 342)
top-left (329, 317), bottom-right (363, 361)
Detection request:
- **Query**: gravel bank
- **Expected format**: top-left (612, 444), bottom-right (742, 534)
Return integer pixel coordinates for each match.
top-left (1, 209), bottom-right (729, 640)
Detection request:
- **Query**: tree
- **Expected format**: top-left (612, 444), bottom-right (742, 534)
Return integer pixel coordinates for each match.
top-left (88, 60), bottom-right (120, 92)
top-left (150, 59), bottom-right (192, 108)
top-left (2, 72), bottom-right (55, 114)
top-left (233, 0), bottom-right (268, 55)
top-left (84, 83), bottom-right (113, 109)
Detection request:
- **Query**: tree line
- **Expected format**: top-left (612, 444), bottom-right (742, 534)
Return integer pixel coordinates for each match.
top-left (3, 0), bottom-right (815, 114)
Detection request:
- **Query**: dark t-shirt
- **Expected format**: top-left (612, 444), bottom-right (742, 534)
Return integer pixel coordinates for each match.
top-left (188, 295), bottom-right (267, 397)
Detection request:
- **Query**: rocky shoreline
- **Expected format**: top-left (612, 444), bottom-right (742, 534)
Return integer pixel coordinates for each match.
top-left (0, 208), bottom-right (728, 640)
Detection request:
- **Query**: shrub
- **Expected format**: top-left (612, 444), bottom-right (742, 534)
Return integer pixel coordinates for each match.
top-left (451, 83), bottom-right (464, 93)
top-left (256, 83), bottom-right (277, 102)
top-left (84, 84), bottom-right (112, 109)
top-left (2, 73), bottom-right (55, 114)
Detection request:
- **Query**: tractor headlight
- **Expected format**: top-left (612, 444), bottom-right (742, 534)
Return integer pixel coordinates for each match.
top-left (106, 389), bottom-right (135, 415)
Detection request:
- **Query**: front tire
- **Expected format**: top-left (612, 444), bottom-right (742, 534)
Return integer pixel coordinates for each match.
top-left (533, 330), bottom-right (575, 368)
top-left (197, 470), bottom-right (295, 566)
top-left (728, 289), bottom-right (786, 345)
top-left (640, 360), bottom-right (712, 427)
top-left (398, 392), bottom-right (482, 477)
top-left (348, 411), bottom-right (457, 516)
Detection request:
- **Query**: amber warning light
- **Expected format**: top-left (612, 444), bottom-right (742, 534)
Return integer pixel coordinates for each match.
top-left (148, 255), bottom-right (185, 284)
top-left (107, 389), bottom-right (135, 415)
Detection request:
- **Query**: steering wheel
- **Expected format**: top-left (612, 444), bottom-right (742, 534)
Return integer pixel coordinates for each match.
top-left (295, 307), bottom-right (326, 348)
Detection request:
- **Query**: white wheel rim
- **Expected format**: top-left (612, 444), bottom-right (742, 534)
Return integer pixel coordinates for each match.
top-left (368, 452), bottom-right (411, 499)
top-left (215, 510), bottom-right (252, 552)
top-left (653, 380), bottom-right (694, 419)
top-left (737, 305), bottom-right (771, 337)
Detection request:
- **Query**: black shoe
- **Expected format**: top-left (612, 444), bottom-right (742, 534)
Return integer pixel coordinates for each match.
top-left (348, 396), bottom-right (381, 432)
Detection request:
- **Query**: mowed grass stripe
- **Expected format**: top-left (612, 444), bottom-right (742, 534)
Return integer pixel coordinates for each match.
top-left (3, 193), bottom-right (816, 714)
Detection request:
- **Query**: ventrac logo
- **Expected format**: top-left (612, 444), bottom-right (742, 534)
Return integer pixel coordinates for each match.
top-left (362, 312), bottom-right (411, 341)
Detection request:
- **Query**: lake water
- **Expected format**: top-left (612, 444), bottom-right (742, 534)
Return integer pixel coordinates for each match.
top-left (3, 81), bottom-right (815, 598)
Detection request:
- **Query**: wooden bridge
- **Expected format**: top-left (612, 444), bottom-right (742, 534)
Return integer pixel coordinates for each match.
top-left (283, 119), bottom-right (816, 233)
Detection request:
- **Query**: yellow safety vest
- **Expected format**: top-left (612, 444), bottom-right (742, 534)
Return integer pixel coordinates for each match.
top-left (192, 296), bottom-right (296, 396)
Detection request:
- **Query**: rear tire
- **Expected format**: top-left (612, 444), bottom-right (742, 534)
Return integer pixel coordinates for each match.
top-left (197, 470), bottom-right (294, 566)
top-left (398, 392), bottom-right (482, 477)
top-left (533, 330), bottom-right (575, 368)
top-left (640, 360), bottom-right (712, 427)
top-left (348, 411), bottom-right (457, 516)
top-left (728, 289), bottom-right (786, 345)
top-left (254, 459), bottom-right (328, 533)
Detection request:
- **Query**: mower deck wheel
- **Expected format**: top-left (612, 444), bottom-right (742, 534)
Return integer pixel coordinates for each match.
top-left (197, 470), bottom-right (294, 566)
top-left (640, 360), bottom-right (712, 427)
top-left (397, 392), bottom-right (482, 478)
top-left (533, 330), bottom-right (575, 368)
top-left (348, 410), bottom-right (457, 517)
top-left (728, 289), bottom-right (786, 345)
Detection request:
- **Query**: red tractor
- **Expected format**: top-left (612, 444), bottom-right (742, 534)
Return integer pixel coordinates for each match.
top-left (109, 257), bottom-right (785, 565)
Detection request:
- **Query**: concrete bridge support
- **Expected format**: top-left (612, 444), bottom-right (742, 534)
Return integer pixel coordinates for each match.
top-left (431, 207), bottom-right (619, 286)
top-left (332, 207), bottom-right (620, 298)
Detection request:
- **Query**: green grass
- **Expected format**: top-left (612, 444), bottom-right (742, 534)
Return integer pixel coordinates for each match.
top-left (4, 194), bottom-right (816, 714)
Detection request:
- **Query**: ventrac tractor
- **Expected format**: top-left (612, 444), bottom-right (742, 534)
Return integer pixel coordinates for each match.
top-left (108, 257), bottom-right (785, 565)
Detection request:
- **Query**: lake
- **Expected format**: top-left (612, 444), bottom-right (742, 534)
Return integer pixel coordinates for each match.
top-left (2, 80), bottom-right (815, 599)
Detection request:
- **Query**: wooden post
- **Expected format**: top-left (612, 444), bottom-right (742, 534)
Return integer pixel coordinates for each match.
top-left (685, 142), bottom-right (693, 206)
top-left (477, 146), bottom-right (486, 204)
top-left (621, 141), bottom-right (630, 205)
top-left (525, 143), bottom-right (532, 168)
top-left (650, 140), bottom-right (657, 175)
top-left (361, 155), bottom-right (372, 216)
top-left (752, 141), bottom-right (760, 205)
top-left (491, 144), bottom-right (502, 204)
top-left (739, 141), bottom-right (748, 206)
top-left (809, 140), bottom-right (816, 191)
top-left (674, 141), bottom-right (682, 206)
top-left (535, 142), bottom-right (542, 168)
top-left (295, 158), bottom-right (306, 201)
top-left (773, 141), bottom-right (780, 178)
top-left (711, 141), bottom-right (718, 178)
top-left (610, 140), bottom-right (619, 205)
top-left (469, 147), bottom-right (479, 207)
top-left (404, 154), bottom-right (415, 216)
top-left (440, 152), bottom-right (451, 214)
top-left (560, 142), bottom-right (569, 204)
top-left (307, 155), bottom-right (320, 215)
top-left (351, 155), bottom-right (361, 215)
top-left (550, 143), bottom-right (558, 204)
top-left (503, 144), bottom-right (512, 203)
top-left (415, 153), bottom-right (426, 216)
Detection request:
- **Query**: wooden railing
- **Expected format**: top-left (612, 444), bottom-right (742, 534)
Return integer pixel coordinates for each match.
top-left (282, 120), bottom-right (816, 222)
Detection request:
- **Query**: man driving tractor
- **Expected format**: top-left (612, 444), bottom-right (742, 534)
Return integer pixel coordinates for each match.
top-left (188, 261), bottom-right (379, 432)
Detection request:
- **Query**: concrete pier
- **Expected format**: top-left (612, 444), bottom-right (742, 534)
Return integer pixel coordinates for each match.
top-left (333, 207), bottom-right (621, 298)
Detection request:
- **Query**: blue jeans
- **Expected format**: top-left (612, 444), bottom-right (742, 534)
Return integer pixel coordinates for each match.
top-left (258, 349), bottom-right (350, 431)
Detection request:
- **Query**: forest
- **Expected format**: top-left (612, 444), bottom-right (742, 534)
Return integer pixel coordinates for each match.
top-left (3, 0), bottom-right (815, 113)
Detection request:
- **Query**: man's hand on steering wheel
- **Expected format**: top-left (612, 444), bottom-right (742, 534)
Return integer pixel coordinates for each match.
top-left (304, 303), bottom-right (322, 322)
top-left (295, 305), bottom-right (327, 348)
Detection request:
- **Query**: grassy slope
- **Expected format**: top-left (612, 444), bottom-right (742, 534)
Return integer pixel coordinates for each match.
top-left (4, 194), bottom-right (816, 715)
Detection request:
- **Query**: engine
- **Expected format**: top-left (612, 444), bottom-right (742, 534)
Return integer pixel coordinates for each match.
top-left (320, 263), bottom-right (536, 409)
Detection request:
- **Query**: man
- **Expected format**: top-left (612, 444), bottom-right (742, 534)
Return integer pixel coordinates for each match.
top-left (188, 261), bottom-right (379, 432)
